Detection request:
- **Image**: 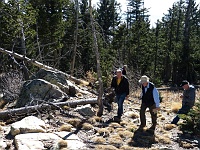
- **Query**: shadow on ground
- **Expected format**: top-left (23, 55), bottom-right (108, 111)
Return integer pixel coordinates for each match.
top-left (128, 127), bottom-right (156, 148)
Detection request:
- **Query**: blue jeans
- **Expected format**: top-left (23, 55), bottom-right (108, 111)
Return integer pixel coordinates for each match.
top-left (171, 105), bottom-right (191, 124)
top-left (116, 93), bottom-right (126, 118)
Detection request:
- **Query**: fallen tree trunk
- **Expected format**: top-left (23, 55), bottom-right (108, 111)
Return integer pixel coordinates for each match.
top-left (0, 98), bottom-right (97, 121)
top-left (0, 47), bottom-right (89, 86)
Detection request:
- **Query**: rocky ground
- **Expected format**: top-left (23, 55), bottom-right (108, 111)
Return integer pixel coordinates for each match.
top-left (0, 69), bottom-right (200, 150)
top-left (0, 89), bottom-right (200, 150)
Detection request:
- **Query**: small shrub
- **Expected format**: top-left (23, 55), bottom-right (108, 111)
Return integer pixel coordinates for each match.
top-left (82, 123), bottom-right (93, 130)
top-left (179, 141), bottom-right (194, 149)
top-left (67, 118), bottom-right (82, 127)
top-left (179, 100), bottom-right (200, 134)
top-left (97, 128), bottom-right (110, 137)
top-left (164, 124), bottom-right (176, 130)
top-left (127, 112), bottom-right (139, 119)
top-left (88, 117), bottom-right (96, 124)
top-left (120, 145), bottom-right (133, 150)
top-left (57, 140), bottom-right (68, 149)
top-left (126, 124), bottom-right (137, 132)
top-left (171, 102), bottom-right (182, 113)
top-left (108, 134), bottom-right (123, 145)
top-left (59, 124), bottom-right (72, 132)
top-left (118, 130), bottom-right (133, 139)
top-left (91, 137), bottom-right (106, 144)
top-left (109, 122), bottom-right (121, 128)
top-left (93, 116), bottom-right (102, 122)
top-left (95, 145), bottom-right (118, 150)
top-left (156, 134), bottom-right (171, 144)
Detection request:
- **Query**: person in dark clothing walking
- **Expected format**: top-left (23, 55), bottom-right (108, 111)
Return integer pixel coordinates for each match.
top-left (139, 75), bottom-right (160, 130)
top-left (171, 80), bottom-right (196, 125)
top-left (122, 65), bottom-right (127, 75)
top-left (111, 69), bottom-right (129, 120)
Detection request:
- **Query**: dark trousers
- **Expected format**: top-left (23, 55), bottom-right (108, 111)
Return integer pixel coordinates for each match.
top-left (171, 105), bottom-right (191, 124)
top-left (140, 103), bottom-right (157, 127)
top-left (116, 93), bottom-right (126, 118)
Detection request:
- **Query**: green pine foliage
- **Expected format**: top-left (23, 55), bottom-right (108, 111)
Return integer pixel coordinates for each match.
top-left (0, 0), bottom-right (199, 86)
top-left (179, 98), bottom-right (200, 135)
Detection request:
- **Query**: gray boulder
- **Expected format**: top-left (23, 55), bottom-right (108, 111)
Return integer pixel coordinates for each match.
top-left (10, 116), bottom-right (46, 136)
top-left (31, 69), bottom-right (72, 95)
top-left (31, 69), bottom-right (67, 86)
top-left (16, 79), bottom-right (67, 108)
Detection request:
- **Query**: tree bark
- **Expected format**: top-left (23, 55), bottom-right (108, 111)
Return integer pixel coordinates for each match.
top-left (70, 0), bottom-right (79, 76)
top-left (0, 98), bottom-right (97, 121)
top-left (89, 0), bottom-right (104, 117)
top-left (0, 47), bottom-right (89, 86)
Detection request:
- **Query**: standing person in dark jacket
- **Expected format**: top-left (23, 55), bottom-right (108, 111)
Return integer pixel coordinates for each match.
top-left (111, 69), bottom-right (129, 120)
top-left (122, 65), bottom-right (127, 75)
top-left (139, 75), bottom-right (160, 130)
top-left (171, 80), bottom-right (196, 125)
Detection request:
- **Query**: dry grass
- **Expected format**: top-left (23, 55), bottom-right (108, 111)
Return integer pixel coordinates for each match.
top-left (179, 141), bottom-right (194, 149)
top-left (171, 102), bottom-right (182, 113)
top-left (91, 137), bottom-right (106, 144)
top-left (82, 123), bottom-right (93, 130)
top-left (106, 127), bottom-right (115, 133)
top-left (156, 134), bottom-right (171, 144)
top-left (88, 117), bottom-right (97, 124)
top-left (75, 92), bottom-right (83, 98)
top-left (120, 120), bottom-right (128, 126)
top-left (127, 112), bottom-right (139, 119)
top-left (159, 115), bottom-right (166, 120)
top-left (118, 130), bottom-right (133, 139)
top-left (108, 134), bottom-right (123, 145)
top-left (120, 145), bottom-right (134, 150)
top-left (57, 140), bottom-right (68, 149)
top-left (116, 128), bottom-right (124, 132)
top-left (67, 118), bottom-right (82, 127)
top-left (164, 124), bottom-right (176, 131)
top-left (93, 116), bottom-right (102, 122)
top-left (97, 128), bottom-right (110, 137)
top-left (126, 124), bottom-right (138, 132)
top-left (63, 105), bottom-right (70, 111)
top-left (59, 124), bottom-right (72, 132)
top-left (95, 145), bottom-right (118, 150)
top-left (109, 122), bottom-right (121, 128)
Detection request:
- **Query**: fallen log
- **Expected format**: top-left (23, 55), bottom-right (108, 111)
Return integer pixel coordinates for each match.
top-left (0, 98), bottom-right (97, 121)
top-left (0, 47), bottom-right (89, 86)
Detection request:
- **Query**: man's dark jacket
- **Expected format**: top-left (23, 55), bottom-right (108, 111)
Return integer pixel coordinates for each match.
top-left (142, 82), bottom-right (155, 106)
top-left (111, 75), bottom-right (129, 96)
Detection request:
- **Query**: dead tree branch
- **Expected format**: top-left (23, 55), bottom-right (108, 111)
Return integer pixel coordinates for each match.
top-left (0, 47), bottom-right (89, 85)
top-left (0, 98), bottom-right (97, 121)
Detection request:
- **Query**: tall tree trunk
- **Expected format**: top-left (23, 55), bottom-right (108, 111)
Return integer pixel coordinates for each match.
top-left (18, 1), bottom-right (29, 80)
top-left (71, 0), bottom-right (79, 76)
top-left (89, 0), bottom-right (103, 117)
top-left (172, 0), bottom-right (182, 85)
top-left (154, 21), bottom-right (159, 77)
top-left (181, 0), bottom-right (193, 82)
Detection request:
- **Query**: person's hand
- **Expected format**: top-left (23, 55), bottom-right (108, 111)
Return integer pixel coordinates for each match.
top-left (180, 95), bottom-right (183, 99)
top-left (126, 95), bottom-right (129, 100)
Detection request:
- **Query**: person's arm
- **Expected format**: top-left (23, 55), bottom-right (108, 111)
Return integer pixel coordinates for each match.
top-left (153, 87), bottom-right (160, 108)
top-left (189, 88), bottom-right (195, 101)
top-left (126, 79), bottom-right (129, 96)
top-left (111, 77), bottom-right (115, 88)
